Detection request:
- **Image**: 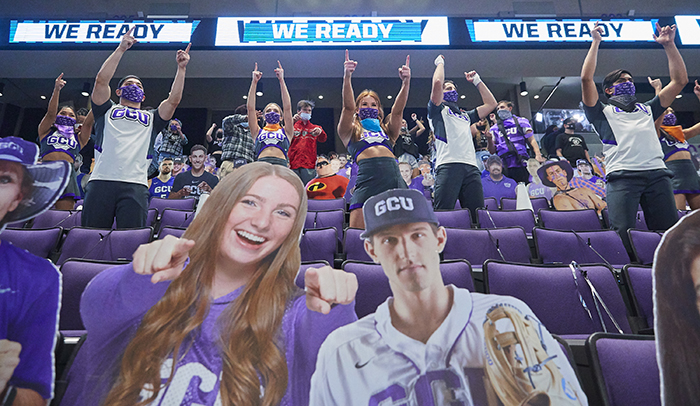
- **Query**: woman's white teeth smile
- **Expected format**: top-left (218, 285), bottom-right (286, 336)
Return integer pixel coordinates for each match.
top-left (237, 230), bottom-right (265, 244)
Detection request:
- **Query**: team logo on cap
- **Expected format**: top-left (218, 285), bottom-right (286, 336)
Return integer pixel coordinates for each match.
top-left (374, 196), bottom-right (414, 216)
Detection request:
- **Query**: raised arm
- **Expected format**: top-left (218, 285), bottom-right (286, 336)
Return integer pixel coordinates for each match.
top-left (247, 63), bottom-right (262, 138)
top-left (654, 24), bottom-right (689, 108)
top-left (648, 77), bottom-right (665, 129)
top-left (158, 44), bottom-right (191, 122)
top-left (38, 73), bottom-right (66, 139)
top-left (685, 80), bottom-right (700, 139)
top-left (430, 55), bottom-right (445, 106)
top-left (337, 50), bottom-right (357, 147)
top-left (275, 61), bottom-right (295, 140)
top-left (92, 27), bottom-right (136, 106)
top-left (78, 110), bottom-right (94, 148)
top-left (581, 22), bottom-right (603, 107)
top-left (205, 123), bottom-right (216, 143)
top-left (409, 113), bottom-right (425, 136)
top-left (465, 71), bottom-right (497, 119)
top-left (386, 56), bottom-right (411, 142)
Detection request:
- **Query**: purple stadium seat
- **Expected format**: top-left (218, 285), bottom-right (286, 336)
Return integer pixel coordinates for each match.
top-left (0, 227), bottom-right (62, 259)
top-left (59, 259), bottom-right (125, 336)
top-left (31, 209), bottom-right (82, 229)
top-left (148, 197), bottom-right (196, 215)
top-left (57, 227), bottom-right (153, 265)
top-left (443, 227), bottom-right (531, 267)
top-left (158, 209), bottom-right (195, 232)
top-left (539, 208), bottom-right (603, 231)
top-left (305, 209), bottom-right (345, 243)
top-left (621, 265), bottom-right (653, 333)
top-left (434, 209), bottom-right (472, 229)
top-left (586, 333), bottom-right (659, 406)
top-left (158, 226), bottom-right (187, 240)
top-left (533, 228), bottom-right (630, 267)
top-left (627, 229), bottom-right (663, 265)
top-left (483, 197), bottom-right (499, 210)
top-left (476, 209), bottom-right (536, 235)
top-left (343, 260), bottom-right (475, 318)
top-left (343, 228), bottom-right (372, 262)
top-left (308, 198), bottom-right (346, 212)
top-left (6, 220), bottom-right (27, 229)
top-left (294, 261), bottom-right (332, 289)
top-left (111, 208), bottom-right (158, 229)
top-left (300, 227), bottom-right (337, 265)
top-left (73, 199), bottom-right (83, 209)
top-left (500, 197), bottom-right (549, 214)
top-left (484, 261), bottom-right (632, 337)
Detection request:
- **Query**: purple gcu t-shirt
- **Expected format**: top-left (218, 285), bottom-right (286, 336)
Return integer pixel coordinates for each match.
top-left (482, 176), bottom-right (517, 203)
top-left (0, 241), bottom-right (60, 400)
top-left (490, 116), bottom-right (533, 168)
top-left (62, 263), bottom-right (356, 405)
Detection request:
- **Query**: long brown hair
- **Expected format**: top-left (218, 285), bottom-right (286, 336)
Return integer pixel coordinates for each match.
top-left (352, 89), bottom-right (388, 139)
top-left (103, 162), bottom-right (307, 406)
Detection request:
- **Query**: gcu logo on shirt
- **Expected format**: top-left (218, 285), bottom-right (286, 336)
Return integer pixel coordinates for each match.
top-left (47, 134), bottom-right (78, 150)
top-left (612, 103), bottom-right (649, 115)
top-left (374, 196), bottom-right (414, 216)
top-left (259, 130), bottom-right (286, 144)
top-left (361, 130), bottom-right (388, 144)
top-left (110, 107), bottom-right (151, 127)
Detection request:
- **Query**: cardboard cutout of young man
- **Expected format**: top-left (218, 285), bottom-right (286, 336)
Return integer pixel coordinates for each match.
top-left (309, 188), bottom-right (587, 406)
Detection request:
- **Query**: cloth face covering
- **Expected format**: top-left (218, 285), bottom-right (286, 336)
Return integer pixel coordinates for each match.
top-left (497, 110), bottom-right (513, 121)
top-left (55, 115), bottom-right (76, 138)
top-left (443, 90), bottom-right (459, 103)
top-left (300, 112), bottom-right (312, 121)
top-left (359, 108), bottom-right (381, 132)
top-left (662, 113), bottom-right (677, 126)
top-left (608, 81), bottom-right (638, 112)
top-left (359, 108), bottom-right (379, 120)
top-left (118, 84), bottom-right (144, 103)
top-left (265, 111), bottom-right (281, 124)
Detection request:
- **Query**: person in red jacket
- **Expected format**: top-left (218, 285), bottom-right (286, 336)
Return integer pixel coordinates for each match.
top-left (290, 100), bottom-right (327, 185)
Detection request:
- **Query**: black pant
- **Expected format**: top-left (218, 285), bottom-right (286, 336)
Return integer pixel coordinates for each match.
top-left (82, 180), bottom-right (149, 229)
top-left (433, 163), bottom-right (484, 220)
top-left (504, 166), bottom-right (530, 184)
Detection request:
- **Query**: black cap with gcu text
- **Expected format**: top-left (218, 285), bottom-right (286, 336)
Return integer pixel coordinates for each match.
top-left (360, 189), bottom-right (439, 239)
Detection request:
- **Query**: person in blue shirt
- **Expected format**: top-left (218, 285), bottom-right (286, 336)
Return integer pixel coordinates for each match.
top-left (148, 157), bottom-right (175, 200)
top-left (481, 155), bottom-right (517, 205)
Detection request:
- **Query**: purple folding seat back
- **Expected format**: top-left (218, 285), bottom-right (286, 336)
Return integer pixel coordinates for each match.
top-left (443, 227), bottom-right (531, 266)
top-left (622, 265), bottom-right (653, 330)
top-left (32, 209), bottom-right (82, 229)
top-left (307, 198), bottom-right (345, 212)
top-left (158, 227), bottom-right (187, 240)
top-left (57, 227), bottom-right (152, 265)
top-left (159, 209), bottom-right (195, 232)
top-left (627, 229), bottom-right (662, 265)
top-left (586, 333), bottom-right (659, 406)
top-left (0, 227), bottom-right (62, 258)
top-left (300, 228), bottom-right (337, 265)
top-left (344, 228), bottom-right (373, 262)
top-left (148, 197), bottom-right (196, 213)
top-left (534, 228), bottom-right (630, 267)
top-left (305, 209), bottom-right (345, 243)
top-left (476, 209), bottom-right (536, 235)
top-left (434, 209), bottom-right (472, 229)
top-left (539, 209), bottom-right (602, 231)
top-left (294, 261), bottom-right (331, 289)
top-left (60, 260), bottom-right (122, 332)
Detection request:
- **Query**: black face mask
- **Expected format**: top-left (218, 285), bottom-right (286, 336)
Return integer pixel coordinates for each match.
top-left (476, 124), bottom-right (486, 132)
top-left (565, 124), bottom-right (575, 130)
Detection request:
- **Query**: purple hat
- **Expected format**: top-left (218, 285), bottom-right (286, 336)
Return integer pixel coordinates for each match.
top-left (538, 160), bottom-right (574, 188)
top-left (0, 137), bottom-right (70, 226)
top-left (360, 189), bottom-right (439, 239)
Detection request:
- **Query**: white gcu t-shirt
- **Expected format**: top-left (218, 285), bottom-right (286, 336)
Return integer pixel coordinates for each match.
top-left (91, 101), bottom-right (166, 186)
top-left (310, 286), bottom-right (587, 406)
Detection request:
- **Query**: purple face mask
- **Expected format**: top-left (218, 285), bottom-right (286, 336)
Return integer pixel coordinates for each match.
top-left (358, 107), bottom-right (379, 120)
top-left (662, 113), bottom-right (677, 126)
top-left (612, 81), bottom-right (636, 96)
top-left (265, 111), bottom-right (281, 124)
top-left (54, 115), bottom-right (76, 138)
top-left (443, 90), bottom-right (459, 103)
top-left (118, 84), bottom-right (145, 103)
top-left (55, 115), bottom-right (76, 127)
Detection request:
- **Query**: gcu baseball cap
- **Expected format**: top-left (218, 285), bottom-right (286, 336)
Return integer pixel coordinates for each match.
top-left (360, 189), bottom-right (439, 239)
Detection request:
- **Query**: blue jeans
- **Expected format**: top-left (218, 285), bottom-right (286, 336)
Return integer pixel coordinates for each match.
top-left (606, 169), bottom-right (678, 253)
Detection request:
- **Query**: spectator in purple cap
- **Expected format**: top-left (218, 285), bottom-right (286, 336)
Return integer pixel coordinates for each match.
top-left (61, 162), bottom-right (357, 406)
top-left (0, 137), bottom-right (70, 406)
top-left (83, 27), bottom-right (191, 229)
top-left (539, 160), bottom-right (606, 214)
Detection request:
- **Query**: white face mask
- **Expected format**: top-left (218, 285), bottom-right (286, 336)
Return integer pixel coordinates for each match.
top-left (300, 112), bottom-right (312, 121)
top-left (240, 122), bottom-right (249, 128)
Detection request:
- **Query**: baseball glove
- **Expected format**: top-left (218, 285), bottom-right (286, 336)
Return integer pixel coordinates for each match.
top-left (483, 304), bottom-right (584, 406)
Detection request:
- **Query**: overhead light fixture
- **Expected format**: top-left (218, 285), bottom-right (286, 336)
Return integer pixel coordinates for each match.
top-left (533, 94), bottom-right (540, 99)
top-left (318, 95), bottom-right (324, 99)
top-left (0, 83), bottom-right (4, 97)
top-left (676, 94), bottom-right (683, 99)
top-left (256, 91), bottom-right (263, 97)
top-left (387, 95), bottom-right (392, 99)
top-left (519, 81), bottom-right (528, 97)
top-left (243, 95), bottom-right (248, 99)
top-left (460, 94), bottom-right (466, 99)
top-left (81, 82), bottom-right (90, 97)
top-left (40, 95), bottom-right (47, 100)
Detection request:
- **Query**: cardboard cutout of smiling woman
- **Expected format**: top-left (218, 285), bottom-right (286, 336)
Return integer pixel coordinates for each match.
top-left (538, 160), bottom-right (606, 215)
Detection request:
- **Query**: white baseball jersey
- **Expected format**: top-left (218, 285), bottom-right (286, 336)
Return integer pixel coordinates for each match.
top-left (309, 286), bottom-right (587, 406)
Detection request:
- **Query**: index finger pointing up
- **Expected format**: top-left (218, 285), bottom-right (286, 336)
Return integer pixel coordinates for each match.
top-left (127, 26), bottom-right (135, 36)
top-left (184, 43), bottom-right (191, 53)
top-left (405, 55), bottom-right (410, 67)
top-left (277, 60), bottom-right (282, 69)
top-left (345, 49), bottom-right (349, 62)
top-left (254, 62), bottom-right (258, 71)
